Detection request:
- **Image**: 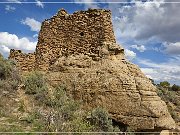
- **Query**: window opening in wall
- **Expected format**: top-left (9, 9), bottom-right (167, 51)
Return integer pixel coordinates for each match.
top-left (80, 32), bottom-right (84, 36)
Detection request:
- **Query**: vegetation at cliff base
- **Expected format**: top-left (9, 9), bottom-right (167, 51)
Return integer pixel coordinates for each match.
top-left (22, 72), bottom-right (120, 132)
top-left (0, 55), bottom-right (121, 133)
top-left (0, 54), bottom-right (180, 133)
top-left (156, 81), bottom-right (180, 124)
top-left (0, 54), bottom-right (20, 92)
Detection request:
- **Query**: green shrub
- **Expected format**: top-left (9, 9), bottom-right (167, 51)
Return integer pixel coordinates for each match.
top-left (50, 85), bottom-right (80, 121)
top-left (168, 109), bottom-right (180, 123)
top-left (0, 59), bottom-right (12, 80)
top-left (36, 85), bottom-right (92, 132)
top-left (157, 86), bottom-right (180, 123)
top-left (0, 55), bottom-right (20, 92)
top-left (22, 84), bottom-right (120, 133)
top-left (90, 107), bottom-right (109, 131)
top-left (89, 107), bottom-right (120, 132)
top-left (171, 84), bottom-right (180, 91)
top-left (49, 85), bottom-right (68, 107)
top-left (18, 111), bottom-right (46, 132)
top-left (60, 100), bottom-right (80, 121)
top-left (69, 116), bottom-right (94, 132)
top-left (157, 89), bottom-right (163, 97)
top-left (24, 71), bottom-right (47, 94)
top-left (166, 91), bottom-right (177, 103)
top-left (18, 101), bottom-right (25, 112)
top-left (159, 81), bottom-right (170, 88)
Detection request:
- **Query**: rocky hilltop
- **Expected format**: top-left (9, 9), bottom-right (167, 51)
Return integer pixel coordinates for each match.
top-left (9, 9), bottom-right (176, 131)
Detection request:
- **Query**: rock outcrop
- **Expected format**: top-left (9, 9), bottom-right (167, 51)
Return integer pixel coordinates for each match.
top-left (47, 50), bottom-right (176, 131)
top-left (9, 8), bottom-right (176, 131)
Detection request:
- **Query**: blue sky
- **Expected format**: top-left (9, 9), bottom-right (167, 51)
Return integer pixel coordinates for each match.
top-left (0, 0), bottom-right (180, 85)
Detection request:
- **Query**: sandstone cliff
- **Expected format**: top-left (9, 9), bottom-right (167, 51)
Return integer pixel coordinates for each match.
top-left (9, 8), bottom-right (176, 131)
top-left (47, 45), bottom-right (176, 131)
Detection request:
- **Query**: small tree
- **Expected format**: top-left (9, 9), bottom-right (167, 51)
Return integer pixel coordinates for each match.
top-left (171, 84), bottom-right (180, 91)
top-left (159, 81), bottom-right (170, 88)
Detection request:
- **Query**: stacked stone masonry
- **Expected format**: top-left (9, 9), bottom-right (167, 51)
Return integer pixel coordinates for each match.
top-left (9, 8), bottom-right (122, 71)
top-left (9, 49), bottom-right (35, 71)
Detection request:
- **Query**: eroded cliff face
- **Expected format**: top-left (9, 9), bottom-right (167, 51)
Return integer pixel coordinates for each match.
top-left (47, 43), bottom-right (176, 131)
top-left (8, 8), bottom-right (176, 131)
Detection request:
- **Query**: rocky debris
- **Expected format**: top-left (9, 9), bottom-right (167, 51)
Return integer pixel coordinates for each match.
top-left (8, 8), bottom-right (176, 131)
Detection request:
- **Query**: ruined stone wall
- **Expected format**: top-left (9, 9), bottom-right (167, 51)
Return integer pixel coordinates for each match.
top-left (8, 9), bottom-right (119, 71)
top-left (9, 49), bottom-right (35, 71)
top-left (35, 9), bottom-right (116, 70)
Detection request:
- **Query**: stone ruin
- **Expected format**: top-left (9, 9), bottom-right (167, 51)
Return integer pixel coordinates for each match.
top-left (9, 50), bottom-right (35, 71)
top-left (9, 8), bottom-right (123, 71)
top-left (9, 8), bottom-right (177, 131)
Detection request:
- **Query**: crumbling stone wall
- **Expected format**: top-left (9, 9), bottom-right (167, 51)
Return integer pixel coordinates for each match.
top-left (9, 49), bottom-right (35, 71)
top-left (9, 8), bottom-right (120, 71)
top-left (35, 8), bottom-right (116, 70)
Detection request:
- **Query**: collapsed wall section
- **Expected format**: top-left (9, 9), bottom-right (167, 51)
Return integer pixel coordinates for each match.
top-left (9, 49), bottom-right (35, 71)
top-left (35, 9), bottom-right (116, 70)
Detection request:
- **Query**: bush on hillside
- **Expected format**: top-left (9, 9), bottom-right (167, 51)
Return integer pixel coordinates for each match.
top-left (159, 81), bottom-right (170, 88)
top-left (0, 54), bottom-right (20, 92)
top-left (21, 70), bottom-right (123, 132)
top-left (157, 86), bottom-right (180, 123)
top-left (171, 84), bottom-right (180, 91)
top-left (0, 55), bottom-right (14, 80)
top-left (24, 71), bottom-right (47, 94)
top-left (88, 107), bottom-right (120, 132)
top-left (29, 84), bottom-right (121, 133)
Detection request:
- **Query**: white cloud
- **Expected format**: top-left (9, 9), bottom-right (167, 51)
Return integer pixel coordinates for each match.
top-left (146, 74), bottom-right (153, 80)
top-left (109, 0), bottom-right (180, 43)
top-left (21, 17), bottom-right (41, 32)
top-left (139, 57), bottom-right (180, 85)
top-left (131, 45), bottom-right (146, 52)
top-left (140, 68), bottom-right (155, 79)
top-left (5, 5), bottom-right (16, 12)
top-left (113, 16), bottom-right (129, 34)
top-left (164, 42), bottom-right (180, 55)
top-left (35, 0), bottom-right (44, 8)
top-left (125, 49), bottom-right (136, 60)
top-left (74, 0), bottom-right (100, 9)
top-left (0, 32), bottom-right (37, 57)
top-left (0, 45), bottom-right (10, 55)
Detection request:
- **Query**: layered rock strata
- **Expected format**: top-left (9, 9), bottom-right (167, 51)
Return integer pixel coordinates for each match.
top-left (47, 49), bottom-right (176, 131)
